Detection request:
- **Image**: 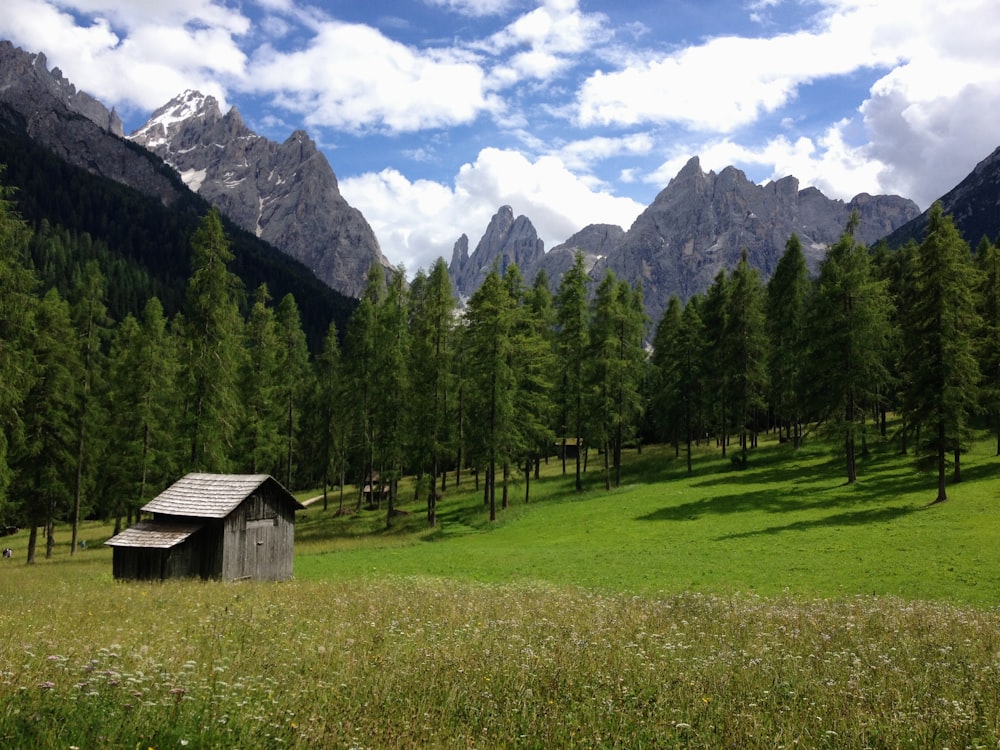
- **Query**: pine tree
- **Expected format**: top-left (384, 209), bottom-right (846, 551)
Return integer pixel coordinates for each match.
top-left (240, 284), bottom-right (284, 476)
top-left (976, 236), bottom-right (1000, 455)
top-left (310, 321), bottom-right (345, 512)
top-left (464, 266), bottom-right (517, 520)
top-left (0, 177), bottom-right (39, 513)
top-left (276, 293), bottom-right (311, 489)
top-left (69, 261), bottom-right (111, 553)
top-left (104, 298), bottom-right (180, 532)
top-left (180, 209), bottom-right (246, 472)
top-left (12, 289), bottom-right (80, 562)
top-left (700, 270), bottom-right (731, 456)
top-left (406, 259), bottom-right (455, 525)
top-left (554, 252), bottom-right (590, 491)
top-left (766, 234), bottom-right (810, 448)
top-left (725, 250), bottom-right (768, 464)
top-left (804, 213), bottom-right (892, 483)
top-left (900, 203), bottom-right (983, 502)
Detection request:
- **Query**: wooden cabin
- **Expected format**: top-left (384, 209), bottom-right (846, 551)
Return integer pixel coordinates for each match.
top-left (106, 473), bottom-right (304, 582)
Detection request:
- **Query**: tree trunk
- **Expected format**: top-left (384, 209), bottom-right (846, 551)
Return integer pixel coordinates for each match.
top-left (933, 422), bottom-right (948, 503)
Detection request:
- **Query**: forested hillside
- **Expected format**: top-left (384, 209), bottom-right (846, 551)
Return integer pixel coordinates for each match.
top-left (0, 144), bottom-right (995, 568)
top-left (0, 107), bottom-right (355, 350)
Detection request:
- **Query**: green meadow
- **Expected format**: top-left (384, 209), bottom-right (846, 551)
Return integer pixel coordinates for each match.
top-left (2, 428), bottom-right (1000, 748)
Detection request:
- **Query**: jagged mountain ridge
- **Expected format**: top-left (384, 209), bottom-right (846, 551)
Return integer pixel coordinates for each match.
top-left (451, 157), bottom-right (918, 322)
top-left (0, 41), bottom-right (355, 349)
top-left (596, 157), bottom-right (920, 322)
top-left (131, 90), bottom-right (390, 299)
top-left (883, 145), bottom-right (1000, 249)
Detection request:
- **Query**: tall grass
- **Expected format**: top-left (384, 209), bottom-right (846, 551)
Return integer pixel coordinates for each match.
top-left (2, 427), bottom-right (999, 747)
top-left (1, 575), bottom-right (999, 749)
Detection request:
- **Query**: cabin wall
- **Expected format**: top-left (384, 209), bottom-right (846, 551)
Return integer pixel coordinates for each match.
top-left (220, 488), bottom-right (295, 581)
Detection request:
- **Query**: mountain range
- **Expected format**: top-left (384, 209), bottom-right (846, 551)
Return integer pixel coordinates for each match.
top-left (2, 40), bottom-right (999, 328)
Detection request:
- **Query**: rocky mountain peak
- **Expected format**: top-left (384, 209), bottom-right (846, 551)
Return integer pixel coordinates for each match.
top-left (596, 155), bottom-right (920, 324)
top-left (131, 90), bottom-right (390, 298)
top-left (449, 206), bottom-right (545, 297)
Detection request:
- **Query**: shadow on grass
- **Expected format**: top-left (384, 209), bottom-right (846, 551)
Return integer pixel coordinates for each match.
top-left (714, 504), bottom-right (918, 539)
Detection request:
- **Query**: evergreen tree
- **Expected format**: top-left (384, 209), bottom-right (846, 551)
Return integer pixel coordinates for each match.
top-left (343, 273), bottom-right (380, 511)
top-left (0, 177), bottom-right (39, 514)
top-left (725, 250), bottom-right (768, 464)
top-left (804, 213), bottom-right (892, 483)
top-left (700, 270), bottom-right (731, 456)
top-left (650, 296), bottom-right (684, 451)
top-left (766, 234), bottom-right (810, 448)
top-left (554, 252), bottom-right (590, 491)
top-left (11, 289), bottom-right (79, 562)
top-left (373, 269), bottom-right (410, 527)
top-left (180, 209), bottom-right (246, 472)
top-left (507, 265), bottom-right (555, 503)
top-left (406, 259), bottom-right (455, 525)
top-left (976, 236), bottom-right (1000, 455)
top-left (464, 267), bottom-right (517, 520)
top-left (900, 203), bottom-right (983, 502)
top-left (104, 297), bottom-right (179, 532)
top-left (276, 293), bottom-right (311, 489)
top-left (68, 261), bottom-right (111, 552)
top-left (678, 297), bottom-right (706, 473)
top-left (309, 321), bottom-right (345, 512)
top-left (240, 284), bottom-right (284, 476)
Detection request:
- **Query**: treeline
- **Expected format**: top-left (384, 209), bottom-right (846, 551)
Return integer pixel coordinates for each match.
top-left (0, 120), bottom-right (356, 349)
top-left (650, 205), bottom-right (996, 505)
top-left (0, 171), bottom-right (995, 562)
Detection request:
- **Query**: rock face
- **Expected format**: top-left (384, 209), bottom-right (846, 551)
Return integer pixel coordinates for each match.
top-left (0, 41), bottom-right (185, 205)
top-left (449, 205), bottom-right (545, 298)
top-left (131, 90), bottom-right (390, 298)
top-left (528, 223), bottom-right (625, 287)
top-left (884, 145), bottom-right (1000, 249)
top-left (595, 157), bottom-right (920, 323)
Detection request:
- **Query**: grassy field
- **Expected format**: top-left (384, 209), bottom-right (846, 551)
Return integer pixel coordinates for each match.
top-left (1, 427), bottom-right (1000, 748)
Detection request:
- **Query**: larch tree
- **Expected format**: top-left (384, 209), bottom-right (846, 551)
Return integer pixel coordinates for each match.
top-left (804, 213), bottom-right (892, 484)
top-left (105, 297), bottom-right (179, 533)
top-left (975, 236), bottom-right (1000, 455)
top-left (406, 258), bottom-right (455, 525)
top-left (900, 203), bottom-right (983, 502)
top-left (0, 177), bottom-right (38, 513)
top-left (240, 284), bottom-right (284, 476)
top-left (506, 264), bottom-right (555, 504)
top-left (554, 252), bottom-right (590, 491)
top-left (650, 295), bottom-right (684, 452)
top-left (181, 209), bottom-right (246, 473)
top-left (766, 234), bottom-right (810, 448)
top-left (700, 270), bottom-right (731, 456)
top-left (69, 261), bottom-right (111, 551)
top-left (725, 250), bottom-right (768, 465)
top-left (276, 293), bottom-right (311, 489)
top-left (464, 266), bottom-right (517, 521)
top-left (310, 321), bottom-right (345, 512)
top-left (12, 288), bottom-right (79, 563)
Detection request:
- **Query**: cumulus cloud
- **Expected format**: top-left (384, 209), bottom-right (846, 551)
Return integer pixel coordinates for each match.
top-left (341, 148), bottom-right (644, 276)
top-left (247, 21), bottom-right (496, 132)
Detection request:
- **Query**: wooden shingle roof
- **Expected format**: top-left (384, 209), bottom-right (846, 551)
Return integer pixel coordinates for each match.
top-left (141, 473), bottom-right (303, 519)
top-left (105, 520), bottom-right (204, 549)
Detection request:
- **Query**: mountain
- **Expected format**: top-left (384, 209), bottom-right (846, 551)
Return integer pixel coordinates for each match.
top-left (882, 145), bottom-right (1000, 249)
top-left (131, 90), bottom-right (390, 298)
top-left (0, 41), bottom-right (354, 349)
top-left (527, 223), bottom-right (624, 285)
top-left (595, 157), bottom-right (920, 322)
top-left (448, 205), bottom-right (545, 297)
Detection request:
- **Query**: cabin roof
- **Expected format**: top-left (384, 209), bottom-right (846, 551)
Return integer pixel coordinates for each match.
top-left (141, 473), bottom-right (304, 519)
top-left (104, 520), bottom-right (204, 549)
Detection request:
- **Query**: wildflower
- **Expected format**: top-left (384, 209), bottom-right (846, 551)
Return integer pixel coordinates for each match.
top-left (39, 681), bottom-right (55, 689)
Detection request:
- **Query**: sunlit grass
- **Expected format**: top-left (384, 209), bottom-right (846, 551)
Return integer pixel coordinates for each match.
top-left (2, 426), bottom-right (1000, 747)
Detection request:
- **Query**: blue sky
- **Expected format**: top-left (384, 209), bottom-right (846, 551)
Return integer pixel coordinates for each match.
top-left (3, 0), bottom-right (999, 276)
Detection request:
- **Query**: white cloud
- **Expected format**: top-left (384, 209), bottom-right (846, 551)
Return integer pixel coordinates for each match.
top-left (424, 0), bottom-right (516, 17)
top-left (341, 147), bottom-right (644, 276)
top-left (247, 21), bottom-right (496, 132)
